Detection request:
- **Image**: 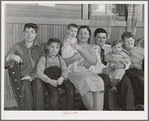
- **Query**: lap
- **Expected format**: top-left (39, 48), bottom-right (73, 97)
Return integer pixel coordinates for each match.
top-left (125, 69), bottom-right (144, 84)
top-left (21, 79), bottom-right (32, 90)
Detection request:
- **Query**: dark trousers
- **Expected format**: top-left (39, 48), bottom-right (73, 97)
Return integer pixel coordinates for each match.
top-left (20, 79), bottom-right (34, 110)
top-left (99, 74), bottom-right (134, 110)
top-left (116, 75), bottom-right (134, 110)
top-left (98, 74), bottom-right (115, 110)
top-left (125, 69), bottom-right (144, 104)
top-left (32, 78), bottom-right (74, 110)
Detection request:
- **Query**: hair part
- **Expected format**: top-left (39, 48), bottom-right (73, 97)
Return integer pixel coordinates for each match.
top-left (47, 38), bottom-right (62, 56)
top-left (94, 28), bottom-right (108, 37)
top-left (112, 39), bottom-right (123, 47)
top-left (67, 23), bottom-right (78, 30)
top-left (121, 31), bottom-right (134, 41)
top-left (23, 23), bottom-right (38, 33)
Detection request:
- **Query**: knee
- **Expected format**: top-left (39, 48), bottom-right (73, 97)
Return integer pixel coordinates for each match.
top-left (21, 80), bottom-right (31, 90)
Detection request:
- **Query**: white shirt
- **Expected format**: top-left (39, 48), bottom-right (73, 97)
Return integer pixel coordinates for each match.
top-left (101, 44), bottom-right (112, 55)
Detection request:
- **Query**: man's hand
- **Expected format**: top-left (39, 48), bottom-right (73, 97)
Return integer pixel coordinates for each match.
top-left (47, 79), bottom-right (58, 87)
top-left (21, 75), bottom-right (32, 81)
top-left (9, 54), bottom-right (23, 64)
top-left (57, 77), bottom-right (64, 85)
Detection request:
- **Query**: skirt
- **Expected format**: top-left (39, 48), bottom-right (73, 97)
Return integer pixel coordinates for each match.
top-left (68, 66), bottom-right (104, 96)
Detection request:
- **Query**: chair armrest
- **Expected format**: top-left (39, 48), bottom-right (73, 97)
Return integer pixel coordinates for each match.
top-left (5, 60), bottom-right (22, 109)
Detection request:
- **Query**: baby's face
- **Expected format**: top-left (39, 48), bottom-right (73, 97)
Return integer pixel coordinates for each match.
top-left (67, 26), bottom-right (78, 38)
top-left (112, 43), bottom-right (123, 54)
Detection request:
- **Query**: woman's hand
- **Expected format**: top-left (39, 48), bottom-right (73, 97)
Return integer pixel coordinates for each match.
top-left (64, 52), bottom-right (82, 66)
top-left (72, 44), bottom-right (82, 51)
top-left (72, 52), bottom-right (82, 61)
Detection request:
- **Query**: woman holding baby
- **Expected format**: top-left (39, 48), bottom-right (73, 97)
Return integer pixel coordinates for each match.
top-left (63, 25), bottom-right (104, 110)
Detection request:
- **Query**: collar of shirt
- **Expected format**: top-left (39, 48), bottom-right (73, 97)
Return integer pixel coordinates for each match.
top-left (101, 44), bottom-right (112, 55)
top-left (102, 44), bottom-right (111, 49)
top-left (48, 54), bottom-right (58, 58)
top-left (21, 39), bottom-right (39, 50)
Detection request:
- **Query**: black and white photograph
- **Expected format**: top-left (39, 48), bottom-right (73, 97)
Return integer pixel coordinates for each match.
top-left (1, 1), bottom-right (148, 120)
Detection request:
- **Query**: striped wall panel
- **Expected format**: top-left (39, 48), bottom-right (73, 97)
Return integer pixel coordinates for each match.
top-left (5, 24), bottom-right (68, 53)
top-left (110, 26), bottom-right (126, 42)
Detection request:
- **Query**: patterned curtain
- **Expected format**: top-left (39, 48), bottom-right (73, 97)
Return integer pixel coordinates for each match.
top-left (89, 4), bottom-right (113, 45)
top-left (126, 4), bottom-right (142, 37)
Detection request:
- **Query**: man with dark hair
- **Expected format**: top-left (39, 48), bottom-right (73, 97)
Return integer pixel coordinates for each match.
top-left (93, 28), bottom-right (134, 110)
top-left (5, 23), bottom-right (44, 110)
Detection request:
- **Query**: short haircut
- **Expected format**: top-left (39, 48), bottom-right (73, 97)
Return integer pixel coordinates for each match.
top-left (47, 37), bottom-right (62, 56)
top-left (78, 25), bottom-right (91, 37)
top-left (121, 31), bottom-right (134, 41)
top-left (94, 28), bottom-right (108, 37)
top-left (78, 25), bottom-right (91, 43)
top-left (112, 39), bottom-right (123, 47)
top-left (23, 23), bottom-right (38, 33)
top-left (67, 23), bottom-right (78, 30)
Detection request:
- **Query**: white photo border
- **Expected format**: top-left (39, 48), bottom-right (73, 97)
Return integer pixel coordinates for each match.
top-left (1, 1), bottom-right (148, 120)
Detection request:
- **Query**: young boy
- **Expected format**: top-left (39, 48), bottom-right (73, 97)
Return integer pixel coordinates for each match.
top-left (37, 38), bottom-right (74, 110)
top-left (104, 39), bottom-right (131, 93)
top-left (62, 23), bottom-right (79, 73)
top-left (5, 23), bottom-right (44, 110)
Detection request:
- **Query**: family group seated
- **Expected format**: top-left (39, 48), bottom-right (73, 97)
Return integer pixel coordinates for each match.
top-left (5, 23), bottom-right (144, 110)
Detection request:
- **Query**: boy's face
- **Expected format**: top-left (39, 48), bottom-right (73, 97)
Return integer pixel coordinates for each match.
top-left (47, 42), bottom-right (60, 56)
top-left (95, 33), bottom-right (107, 47)
top-left (123, 37), bottom-right (135, 50)
top-left (67, 26), bottom-right (78, 38)
top-left (24, 27), bottom-right (37, 42)
top-left (113, 43), bottom-right (123, 54)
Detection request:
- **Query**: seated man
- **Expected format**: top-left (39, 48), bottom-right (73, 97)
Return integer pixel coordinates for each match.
top-left (93, 28), bottom-right (134, 110)
top-left (121, 31), bottom-right (144, 104)
top-left (5, 23), bottom-right (44, 110)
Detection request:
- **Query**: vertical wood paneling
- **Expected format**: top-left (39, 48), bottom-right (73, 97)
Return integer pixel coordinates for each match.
top-left (135, 27), bottom-right (144, 40)
top-left (111, 26), bottom-right (126, 42)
